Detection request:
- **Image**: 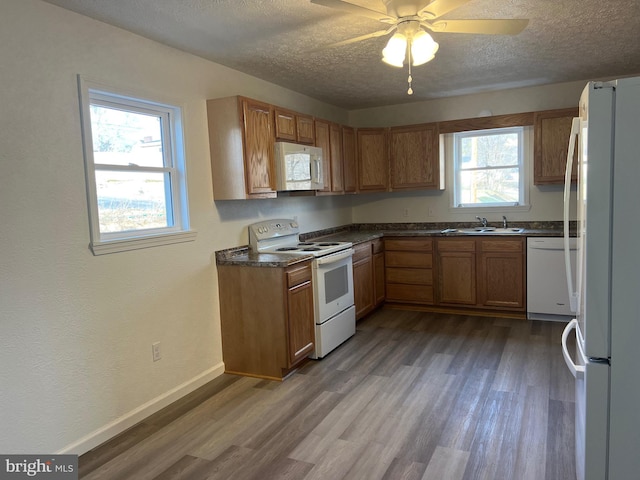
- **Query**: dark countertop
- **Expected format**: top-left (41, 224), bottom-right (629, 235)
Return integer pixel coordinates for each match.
top-left (215, 246), bottom-right (313, 267)
top-left (216, 221), bottom-right (573, 266)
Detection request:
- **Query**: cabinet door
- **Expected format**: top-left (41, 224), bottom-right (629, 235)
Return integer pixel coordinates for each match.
top-left (314, 120), bottom-right (332, 193)
top-left (534, 108), bottom-right (579, 185)
top-left (242, 99), bottom-right (275, 195)
top-left (373, 239), bottom-right (385, 306)
top-left (436, 239), bottom-right (476, 305)
top-left (274, 108), bottom-right (296, 142)
top-left (342, 126), bottom-right (358, 193)
top-left (287, 279), bottom-right (315, 366)
top-left (296, 115), bottom-right (315, 144)
top-left (478, 239), bottom-right (525, 309)
top-left (353, 243), bottom-right (374, 319)
top-left (330, 123), bottom-right (344, 193)
top-left (357, 128), bottom-right (389, 192)
top-left (390, 123), bottom-right (441, 190)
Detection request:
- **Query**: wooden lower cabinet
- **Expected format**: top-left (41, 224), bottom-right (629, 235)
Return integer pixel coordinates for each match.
top-left (372, 239), bottom-right (385, 306)
top-left (385, 238), bottom-right (434, 305)
top-left (217, 261), bottom-right (315, 380)
top-left (436, 237), bottom-right (525, 313)
top-left (436, 239), bottom-right (476, 305)
top-left (353, 239), bottom-right (385, 320)
top-left (477, 238), bottom-right (525, 310)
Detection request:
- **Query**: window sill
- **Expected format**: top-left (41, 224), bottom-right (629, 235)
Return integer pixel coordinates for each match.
top-left (90, 230), bottom-right (198, 256)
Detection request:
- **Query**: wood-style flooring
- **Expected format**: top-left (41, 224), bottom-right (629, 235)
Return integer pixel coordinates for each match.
top-left (79, 308), bottom-right (576, 480)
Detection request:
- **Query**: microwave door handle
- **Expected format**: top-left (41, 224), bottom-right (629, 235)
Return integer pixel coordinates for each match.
top-left (314, 158), bottom-right (322, 185)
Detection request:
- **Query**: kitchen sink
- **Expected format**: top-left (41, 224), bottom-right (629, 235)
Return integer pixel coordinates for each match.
top-left (441, 227), bottom-right (525, 234)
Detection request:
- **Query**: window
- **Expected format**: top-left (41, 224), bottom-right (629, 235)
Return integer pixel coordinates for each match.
top-left (453, 126), bottom-right (527, 208)
top-left (78, 77), bottom-right (195, 255)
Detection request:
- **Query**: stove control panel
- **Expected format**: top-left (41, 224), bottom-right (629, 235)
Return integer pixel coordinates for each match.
top-left (248, 218), bottom-right (300, 244)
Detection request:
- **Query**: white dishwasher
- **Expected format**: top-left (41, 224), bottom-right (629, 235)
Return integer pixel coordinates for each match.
top-left (527, 237), bottom-right (576, 321)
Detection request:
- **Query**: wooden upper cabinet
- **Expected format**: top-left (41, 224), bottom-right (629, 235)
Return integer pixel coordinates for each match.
top-left (206, 96), bottom-right (276, 200)
top-left (296, 115), bottom-right (315, 144)
top-left (342, 126), bottom-right (358, 193)
top-left (314, 119), bottom-right (332, 193)
top-left (274, 108), bottom-right (315, 144)
top-left (534, 108), bottom-right (579, 185)
top-left (242, 98), bottom-right (276, 195)
top-left (329, 123), bottom-right (344, 193)
top-left (389, 123), bottom-right (443, 190)
top-left (357, 128), bottom-right (389, 192)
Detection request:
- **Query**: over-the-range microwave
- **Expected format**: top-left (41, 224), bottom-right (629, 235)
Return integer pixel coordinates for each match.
top-left (274, 141), bottom-right (324, 191)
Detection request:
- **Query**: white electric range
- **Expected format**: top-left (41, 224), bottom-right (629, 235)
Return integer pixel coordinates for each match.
top-left (248, 219), bottom-right (356, 358)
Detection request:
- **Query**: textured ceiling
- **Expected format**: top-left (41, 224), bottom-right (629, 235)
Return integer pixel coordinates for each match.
top-left (41, 0), bottom-right (640, 109)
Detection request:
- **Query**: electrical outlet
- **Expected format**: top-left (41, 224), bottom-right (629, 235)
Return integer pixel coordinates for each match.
top-left (428, 207), bottom-right (435, 217)
top-left (403, 208), bottom-right (409, 217)
top-left (152, 342), bottom-right (161, 362)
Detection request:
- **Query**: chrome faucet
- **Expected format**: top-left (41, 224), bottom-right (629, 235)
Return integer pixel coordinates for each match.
top-left (502, 215), bottom-right (508, 229)
top-left (476, 216), bottom-right (488, 227)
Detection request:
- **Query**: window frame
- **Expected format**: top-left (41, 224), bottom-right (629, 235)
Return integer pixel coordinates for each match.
top-left (451, 125), bottom-right (530, 210)
top-left (78, 76), bottom-right (195, 255)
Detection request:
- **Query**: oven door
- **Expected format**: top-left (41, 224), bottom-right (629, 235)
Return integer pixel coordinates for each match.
top-left (313, 248), bottom-right (354, 324)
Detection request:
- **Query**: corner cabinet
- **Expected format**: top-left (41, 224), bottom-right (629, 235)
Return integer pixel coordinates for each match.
top-left (342, 126), bottom-right (358, 193)
top-left (207, 96), bottom-right (276, 199)
top-left (217, 261), bottom-right (315, 380)
top-left (534, 108), bottom-right (579, 185)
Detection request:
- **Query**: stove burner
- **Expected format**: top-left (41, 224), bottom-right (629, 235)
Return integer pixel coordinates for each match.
top-left (297, 242), bottom-right (314, 246)
top-left (302, 247), bottom-right (322, 251)
top-left (318, 242), bottom-right (339, 246)
top-left (276, 247), bottom-right (300, 251)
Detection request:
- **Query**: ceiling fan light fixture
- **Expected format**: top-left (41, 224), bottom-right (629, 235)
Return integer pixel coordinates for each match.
top-left (411, 30), bottom-right (439, 66)
top-left (382, 33), bottom-right (406, 67)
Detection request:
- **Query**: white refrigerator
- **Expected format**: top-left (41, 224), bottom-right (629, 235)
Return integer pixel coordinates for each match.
top-left (561, 76), bottom-right (640, 480)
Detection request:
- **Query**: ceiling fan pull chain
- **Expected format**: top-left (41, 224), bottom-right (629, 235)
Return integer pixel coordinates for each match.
top-left (407, 47), bottom-right (413, 95)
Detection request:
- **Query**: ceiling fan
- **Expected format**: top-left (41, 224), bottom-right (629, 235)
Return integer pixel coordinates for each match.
top-left (311, 0), bottom-right (529, 94)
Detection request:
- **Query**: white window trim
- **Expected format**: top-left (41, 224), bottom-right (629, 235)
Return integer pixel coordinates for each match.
top-left (445, 126), bottom-right (532, 213)
top-left (77, 76), bottom-right (196, 255)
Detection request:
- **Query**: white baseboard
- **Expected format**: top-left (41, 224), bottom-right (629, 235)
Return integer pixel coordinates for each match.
top-left (57, 362), bottom-right (226, 455)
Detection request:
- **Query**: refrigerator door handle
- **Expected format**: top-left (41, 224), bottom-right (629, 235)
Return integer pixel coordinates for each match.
top-left (562, 318), bottom-right (585, 379)
top-left (563, 117), bottom-right (581, 312)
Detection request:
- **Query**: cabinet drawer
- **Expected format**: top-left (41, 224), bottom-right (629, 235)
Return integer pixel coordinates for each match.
top-left (353, 242), bottom-right (372, 262)
top-left (385, 251), bottom-right (433, 268)
top-left (437, 239), bottom-right (476, 252)
top-left (480, 239), bottom-right (523, 252)
top-left (386, 267), bottom-right (433, 285)
top-left (286, 264), bottom-right (312, 288)
top-left (385, 238), bottom-right (433, 251)
top-left (386, 284), bottom-right (434, 303)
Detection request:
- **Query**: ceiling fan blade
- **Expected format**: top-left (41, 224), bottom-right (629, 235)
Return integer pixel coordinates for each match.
top-left (418, 0), bottom-right (473, 19)
top-left (426, 19), bottom-right (529, 35)
top-left (310, 0), bottom-right (397, 23)
top-left (312, 28), bottom-right (395, 50)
